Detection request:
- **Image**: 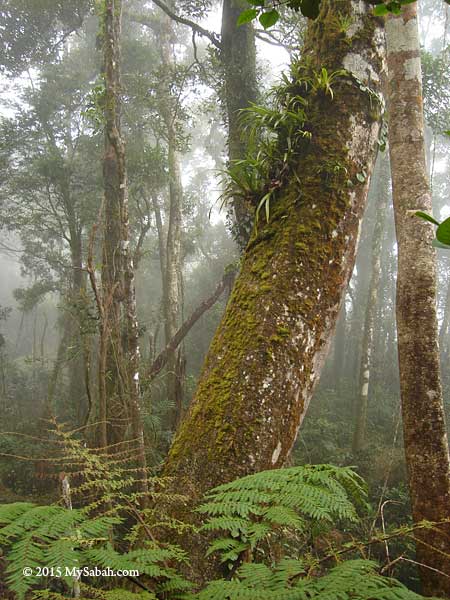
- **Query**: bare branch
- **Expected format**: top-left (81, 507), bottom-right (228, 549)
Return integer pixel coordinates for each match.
top-left (127, 2), bottom-right (221, 49)
top-left (145, 268), bottom-right (236, 381)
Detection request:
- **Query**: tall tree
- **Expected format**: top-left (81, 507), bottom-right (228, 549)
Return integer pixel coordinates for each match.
top-left (386, 3), bottom-right (450, 595)
top-left (221, 0), bottom-right (258, 247)
top-left (352, 154), bottom-right (389, 453)
top-left (0, 45), bottom-right (100, 425)
top-left (157, 11), bottom-right (186, 433)
top-left (164, 0), bottom-right (385, 498)
top-left (99, 0), bottom-right (148, 497)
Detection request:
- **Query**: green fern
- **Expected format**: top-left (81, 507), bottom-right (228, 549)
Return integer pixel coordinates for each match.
top-left (221, 74), bottom-right (311, 227)
top-left (33, 587), bottom-right (156, 600)
top-left (197, 465), bottom-right (367, 564)
top-left (0, 502), bottom-right (192, 600)
top-left (193, 559), bottom-right (427, 600)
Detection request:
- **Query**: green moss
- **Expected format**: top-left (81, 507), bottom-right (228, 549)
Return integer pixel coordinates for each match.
top-left (277, 326), bottom-right (290, 337)
top-left (165, 0), bottom-right (384, 497)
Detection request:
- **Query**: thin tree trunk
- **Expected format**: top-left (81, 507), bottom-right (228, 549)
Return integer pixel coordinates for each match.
top-left (165, 0), bottom-right (385, 498)
top-left (221, 0), bottom-right (258, 248)
top-left (100, 0), bottom-right (148, 499)
top-left (386, 4), bottom-right (450, 595)
top-left (46, 315), bottom-right (71, 418)
top-left (158, 13), bottom-right (185, 432)
top-left (352, 154), bottom-right (389, 453)
top-left (67, 230), bottom-right (90, 427)
top-left (439, 270), bottom-right (450, 361)
top-left (332, 296), bottom-right (347, 391)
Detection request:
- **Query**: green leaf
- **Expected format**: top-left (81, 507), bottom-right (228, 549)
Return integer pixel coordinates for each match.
top-left (237, 8), bottom-right (258, 26)
top-left (415, 211), bottom-right (439, 226)
top-left (373, 4), bottom-right (389, 15)
top-left (444, 130), bottom-right (450, 137)
top-left (300, 0), bottom-right (321, 19)
top-left (436, 216), bottom-right (450, 245)
top-left (259, 9), bottom-right (279, 29)
top-left (356, 172), bottom-right (366, 183)
top-left (246, 0), bottom-right (265, 5)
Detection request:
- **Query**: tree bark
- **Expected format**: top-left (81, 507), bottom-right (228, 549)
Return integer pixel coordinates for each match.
top-left (352, 154), bottom-right (389, 453)
top-left (386, 4), bottom-right (450, 595)
top-left (158, 12), bottom-right (185, 433)
top-left (100, 0), bottom-right (148, 498)
top-left (221, 0), bottom-right (258, 248)
top-left (165, 0), bottom-right (385, 495)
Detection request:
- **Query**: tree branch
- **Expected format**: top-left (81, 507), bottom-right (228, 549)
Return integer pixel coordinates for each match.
top-left (128, 2), bottom-right (221, 49)
top-left (145, 268), bottom-right (236, 381)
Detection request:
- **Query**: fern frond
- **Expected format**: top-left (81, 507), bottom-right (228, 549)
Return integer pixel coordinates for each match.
top-left (205, 537), bottom-right (248, 561)
top-left (194, 559), bottom-right (427, 600)
top-left (198, 465), bottom-right (367, 563)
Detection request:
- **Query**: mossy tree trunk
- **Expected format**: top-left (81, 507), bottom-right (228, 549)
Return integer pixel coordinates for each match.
top-left (100, 0), bottom-right (148, 497)
top-left (352, 154), bottom-right (389, 453)
top-left (221, 0), bottom-right (258, 248)
top-left (386, 4), bottom-right (450, 595)
top-left (165, 0), bottom-right (385, 495)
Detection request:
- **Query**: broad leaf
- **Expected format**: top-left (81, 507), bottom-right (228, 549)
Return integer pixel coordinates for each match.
top-left (237, 8), bottom-right (258, 26)
top-left (436, 216), bottom-right (450, 245)
top-left (259, 9), bottom-right (279, 29)
top-left (300, 0), bottom-right (321, 19)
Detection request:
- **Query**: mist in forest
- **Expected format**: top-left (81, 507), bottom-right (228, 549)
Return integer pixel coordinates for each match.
top-left (0, 1), bottom-right (449, 599)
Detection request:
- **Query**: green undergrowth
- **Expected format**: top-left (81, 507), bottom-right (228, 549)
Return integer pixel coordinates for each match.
top-left (0, 431), bottom-right (434, 600)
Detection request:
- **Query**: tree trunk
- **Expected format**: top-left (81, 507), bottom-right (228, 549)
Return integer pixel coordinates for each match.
top-left (100, 0), bottom-right (148, 498)
top-left (158, 12), bottom-right (185, 433)
top-left (352, 154), bottom-right (389, 453)
top-left (67, 229), bottom-right (90, 427)
top-left (165, 0), bottom-right (385, 494)
top-left (386, 4), bottom-right (450, 595)
top-left (221, 0), bottom-right (258, 247)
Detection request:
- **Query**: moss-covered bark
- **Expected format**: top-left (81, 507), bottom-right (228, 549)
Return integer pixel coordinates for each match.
top-left (164, 1), bottom-right (385, 494)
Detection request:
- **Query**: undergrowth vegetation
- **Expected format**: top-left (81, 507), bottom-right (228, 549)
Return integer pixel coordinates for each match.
top-left (0, 427), bottom-right (434, 600)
